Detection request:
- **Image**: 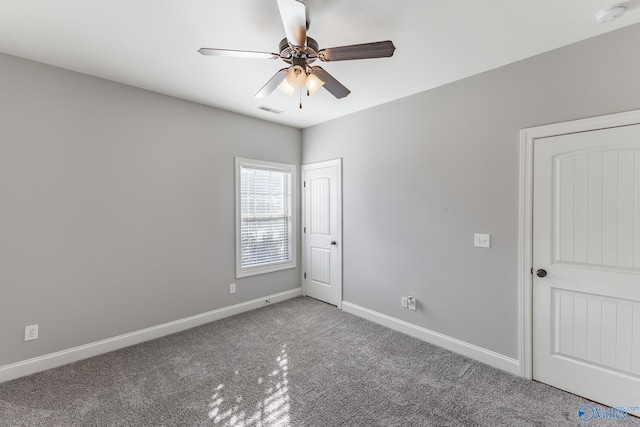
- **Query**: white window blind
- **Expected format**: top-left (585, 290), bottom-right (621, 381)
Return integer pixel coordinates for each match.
top-left (236, 158), bottom-right (296, 277)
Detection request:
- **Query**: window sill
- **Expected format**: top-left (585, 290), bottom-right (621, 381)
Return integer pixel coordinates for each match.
top-left (236, 263), bottom-right (296, 279)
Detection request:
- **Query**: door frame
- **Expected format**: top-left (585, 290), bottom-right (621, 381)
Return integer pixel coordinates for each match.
top-left (301, 158), bottom-right (343, 308)
top-left (518, 109), bottom-right (640, 380)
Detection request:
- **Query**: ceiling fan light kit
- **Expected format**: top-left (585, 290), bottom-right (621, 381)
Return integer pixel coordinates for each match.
top-left (198, 0), bottom-right (395, 108)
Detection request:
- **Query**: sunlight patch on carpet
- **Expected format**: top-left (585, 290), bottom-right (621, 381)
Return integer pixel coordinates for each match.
top-left (207, 344), bottom-right (290, 426)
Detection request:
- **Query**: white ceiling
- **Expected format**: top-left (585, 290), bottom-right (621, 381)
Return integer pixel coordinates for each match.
top-left (1, 1), bottom-right (639, 129)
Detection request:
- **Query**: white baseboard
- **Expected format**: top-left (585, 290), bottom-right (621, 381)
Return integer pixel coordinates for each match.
top-left (0, 288), bottom-right (302, 383)
top-left (342, 301), bottom-right (520, 375)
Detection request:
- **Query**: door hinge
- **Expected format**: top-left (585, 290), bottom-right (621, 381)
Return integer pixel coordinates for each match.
top-left (303, 226), bottom-right (306, 233)
top-left (303, 181), bottom-right (306, 188)
top-left (530, 268), bottom-right (533, 275)
top-left (304, 272), bottom-right (307, 279)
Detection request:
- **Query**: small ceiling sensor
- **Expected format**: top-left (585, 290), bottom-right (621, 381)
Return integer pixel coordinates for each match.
top-left (595, 4), bottom-right (627, 23)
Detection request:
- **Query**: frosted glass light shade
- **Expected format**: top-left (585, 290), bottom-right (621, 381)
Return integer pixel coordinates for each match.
top-left (306, 73), bottom-right (325, 95)
top-left (285, 65), bottom-right (307, 88)
top-left (277, 79), bottom-right (296, 96)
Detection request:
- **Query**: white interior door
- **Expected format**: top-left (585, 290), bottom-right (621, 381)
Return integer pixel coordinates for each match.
top-left (533, 124), bottom-right (640, 416)
top-left (302, 159), bottom-right (342, 307)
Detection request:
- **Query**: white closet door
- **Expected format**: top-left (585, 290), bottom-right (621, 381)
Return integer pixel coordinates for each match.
top-left (302, 159), bottom-right (342, 307)
top-left (533, 124), bottom-right (640, 417)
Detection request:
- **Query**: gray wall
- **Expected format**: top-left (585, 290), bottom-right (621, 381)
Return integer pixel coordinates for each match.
top-left (2, 23), bottom-right (640, 369)
top-left (0, 53), bottom-right (301, 367)
top-left (302, 23), bottom-right (640, 359)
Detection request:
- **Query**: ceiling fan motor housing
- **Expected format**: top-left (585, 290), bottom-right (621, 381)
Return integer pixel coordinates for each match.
top-left (279, 37), bottom-right (319, 67)
top-left (291, 56), bottom-right (306, 69)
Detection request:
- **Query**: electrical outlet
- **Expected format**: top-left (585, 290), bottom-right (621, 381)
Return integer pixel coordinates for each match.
top-left (229, 283), bottom-right (236, 294)
top-left (401, 296), bottom-right (408, 308)
top-left (25, 325), bottom-right (38, 341)
top-left (407, 296), bottom-right (417, 311)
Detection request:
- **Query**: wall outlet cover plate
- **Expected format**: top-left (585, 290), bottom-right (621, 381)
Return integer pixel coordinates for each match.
top-left (474, 233), bottom-right (491, 248)
top-left (24, 325), bottom-right (38, 341)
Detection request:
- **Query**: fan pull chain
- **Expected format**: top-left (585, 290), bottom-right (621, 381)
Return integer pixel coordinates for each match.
top-left (299, 88), bottom-right (303, 109)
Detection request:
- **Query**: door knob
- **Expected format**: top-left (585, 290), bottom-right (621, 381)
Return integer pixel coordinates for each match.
top-left (536, 269), bottom-right (547, 278)
top-left (331, 241), bottom-right (337, 246)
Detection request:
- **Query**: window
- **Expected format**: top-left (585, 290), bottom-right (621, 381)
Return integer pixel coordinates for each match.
top-left (235, 158), bottom-right (296, 278)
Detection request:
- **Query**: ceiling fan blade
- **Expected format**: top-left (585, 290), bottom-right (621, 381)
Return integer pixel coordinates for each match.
top-left (277, 0), bottom-right (307, 47)
top-left (310, 67), bottom-right (350, 99)
top-left (255, 68), bottom-right (288, 98)
top-left (318, 40), bottom-right (396, 62)
top-left (198, 48), bottom-right (279, 60)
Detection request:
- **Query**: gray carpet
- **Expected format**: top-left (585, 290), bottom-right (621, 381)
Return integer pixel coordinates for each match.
top-left (0, 297), bottom-right (637, 426)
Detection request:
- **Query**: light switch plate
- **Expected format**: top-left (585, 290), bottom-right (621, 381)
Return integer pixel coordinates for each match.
top-left (474, 233), bottom-right (491, 248)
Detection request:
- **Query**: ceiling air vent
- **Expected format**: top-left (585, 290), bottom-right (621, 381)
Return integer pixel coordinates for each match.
top-left (257, 105), bottom-right (284, 115)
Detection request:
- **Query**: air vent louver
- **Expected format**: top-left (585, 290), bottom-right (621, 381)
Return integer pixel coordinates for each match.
top-left (257, 105), bottom-right (284, 114)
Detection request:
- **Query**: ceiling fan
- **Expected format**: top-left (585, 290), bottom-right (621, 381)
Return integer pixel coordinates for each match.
top-left (198, 0), bottom-right (395, 106)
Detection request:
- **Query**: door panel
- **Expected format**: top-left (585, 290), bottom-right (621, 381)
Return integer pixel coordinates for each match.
top-left (310, 177), bottom-right (331, 235)
top-left (555, 148), bottom-right (640, 269)
top-left (302, 160), bottom-right (342, 307)
top-left (310, 247), bottom-right (331, 285)
top-left (533, 124), bottom-right (640, 416)
top-left (552, 289), bottom-right (640, 370)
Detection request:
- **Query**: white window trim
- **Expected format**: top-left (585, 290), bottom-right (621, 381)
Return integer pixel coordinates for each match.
top-left (235, 157), bottom-right (297, 278)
